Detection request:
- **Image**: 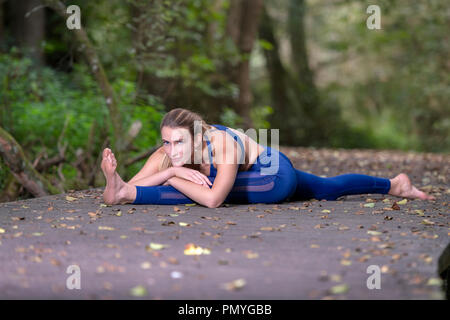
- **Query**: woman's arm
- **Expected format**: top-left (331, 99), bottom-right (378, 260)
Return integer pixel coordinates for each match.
top-left (167, 163), bottom-right (238, 208)
top-left (167, 133), bottom-right (241, 208)
top-left (128, 146), bottom-right (167, 186)
top-left (128, 167), bottom-right (174, 187)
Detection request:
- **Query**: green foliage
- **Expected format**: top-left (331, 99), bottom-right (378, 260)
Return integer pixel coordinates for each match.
top-left (307, 0), bottom-right (450, 152)
top-left (0, 49), bottom-right (164, 190)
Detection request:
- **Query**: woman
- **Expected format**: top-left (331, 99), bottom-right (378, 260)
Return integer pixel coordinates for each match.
top-left (101, 108), bottom-right (435, 208)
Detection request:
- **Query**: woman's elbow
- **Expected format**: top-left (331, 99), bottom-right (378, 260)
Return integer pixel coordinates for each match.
top-left (206, 196), bottom-right (223, 208)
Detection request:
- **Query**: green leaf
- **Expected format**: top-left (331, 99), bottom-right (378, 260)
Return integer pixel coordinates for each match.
top-left (130, 285), bottom-right (148, 297)
top-left (330, 284), bottom-right (349, 294)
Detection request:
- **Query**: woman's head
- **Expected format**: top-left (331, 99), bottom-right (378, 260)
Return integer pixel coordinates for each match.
top-left (159, 108), bottom-right (211, 170)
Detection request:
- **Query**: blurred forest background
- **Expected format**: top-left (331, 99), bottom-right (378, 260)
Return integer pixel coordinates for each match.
top-left (0, 0), bottom-right (448, 202)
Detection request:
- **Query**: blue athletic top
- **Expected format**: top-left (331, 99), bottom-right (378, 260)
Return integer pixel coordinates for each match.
top-left (204, 124), bottom-right (246, 177)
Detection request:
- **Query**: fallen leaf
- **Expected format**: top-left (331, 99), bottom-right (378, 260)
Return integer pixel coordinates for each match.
top-left (244, 250), bottom-right (259, 259)
top-left (130, 285), bottom-right (147, 297)
top-left (222, 278), bottom-right (246, 291)
top-left (329, 284), bottom-right (349, 294)
top-left (178, 222), bottom-right (190, 227)
top-left (363, 203), bottom-right (375, 208)
top-left (367, 230), bottom-right (382, 236)
top-left (140, 262), bottom-right (152, 269)
top-left (65, 196), bottom-right (77, 202)
top-left (421, 219), bottom-right (434, 225)
top-left (184, 243), bottom-right (211, 255)
top-left (397, 199), bottom-right (407, 205)
top-left (147, 242), bottom-right (169, 251)
top-left (98, 226), bottom-right (115, 231)
top-left (426, 278), bottom-right (442, 286)
top-left (340, 259), bottom-right (352, 266)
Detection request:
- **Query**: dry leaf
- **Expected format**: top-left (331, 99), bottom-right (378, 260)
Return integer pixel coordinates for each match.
top-left (98, 226), bottom-right (115, 231)
top-left (184, 243), bottom-right (211, 255)
top-left (222, 278), bottom-right (246, 291)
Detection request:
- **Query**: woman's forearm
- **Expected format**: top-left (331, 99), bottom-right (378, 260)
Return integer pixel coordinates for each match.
top-left (128, 168), bottom-right (173, 186)
top-left (167, 177), bottom-right (215, 208)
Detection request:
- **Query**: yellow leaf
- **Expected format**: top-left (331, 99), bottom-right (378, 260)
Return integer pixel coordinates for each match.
top-left (340, 259), bottom-right (352, 266)
top-left (0, 228), bottom-right (5, 233)
top-left (66, 196), bottom-right (77, 202)
top-left (397, 199), bottom-right (407, 205)
top-left (222, 278), bottom-right (246, 291)
top-left (98, 226), bottom-right (115, 231)
top-left (147, 242), bottom-right (169, 251)
top-left (184, 243), bottom-right (211, 255)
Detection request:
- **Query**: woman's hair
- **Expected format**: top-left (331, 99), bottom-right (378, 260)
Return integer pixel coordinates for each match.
top-left (158, 108), bottom-right (212, 171)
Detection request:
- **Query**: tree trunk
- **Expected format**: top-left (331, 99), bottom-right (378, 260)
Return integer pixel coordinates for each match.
top-left (0, 0), bottom-right (4, 44)
top-left (258, 5), bottom-right (294, 145)
top-left (0, 126), bottom-right (60, 197)
top-left (206, 0), bottom-right (225, 47)
top-left (9, 0), bottom-right (45, 65)
top-left (225, 0), bottom-right (263, 129)
top-left (287, 0), bottom-right (320, 124)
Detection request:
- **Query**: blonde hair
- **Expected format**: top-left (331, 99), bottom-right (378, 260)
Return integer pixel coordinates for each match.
top-left (158, 108), bottom-right (212, 171)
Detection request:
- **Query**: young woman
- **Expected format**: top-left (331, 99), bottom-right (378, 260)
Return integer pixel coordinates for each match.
top-left (101, 108), bottom-right (435, 208)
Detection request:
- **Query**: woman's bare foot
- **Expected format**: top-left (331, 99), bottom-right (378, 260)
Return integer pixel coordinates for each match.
top-left (101, 148), bottom-right (136, 205)
top-left (388, 173), bottom-right (435, 200)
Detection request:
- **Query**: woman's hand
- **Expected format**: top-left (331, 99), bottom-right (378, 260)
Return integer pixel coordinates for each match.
top-left (170, 167), bottom-right (212, 187)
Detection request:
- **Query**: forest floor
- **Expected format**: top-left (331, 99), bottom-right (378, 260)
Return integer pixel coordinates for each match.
top-left (0, 146), bottom-right (448, 300)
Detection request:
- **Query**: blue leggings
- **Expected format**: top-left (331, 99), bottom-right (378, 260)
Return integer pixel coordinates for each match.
top-left (132, 146), bottom-right (391, 205)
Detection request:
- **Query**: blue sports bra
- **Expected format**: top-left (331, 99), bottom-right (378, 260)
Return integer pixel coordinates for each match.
top-left (204, 124), bottom-right (245, 177)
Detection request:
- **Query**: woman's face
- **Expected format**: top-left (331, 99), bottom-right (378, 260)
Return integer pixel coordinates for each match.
top-left (161, 126), bottom-right (197, 166)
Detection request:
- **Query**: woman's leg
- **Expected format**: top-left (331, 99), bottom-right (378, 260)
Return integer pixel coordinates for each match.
top-left (289, 169), bottom-right (435, 201)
